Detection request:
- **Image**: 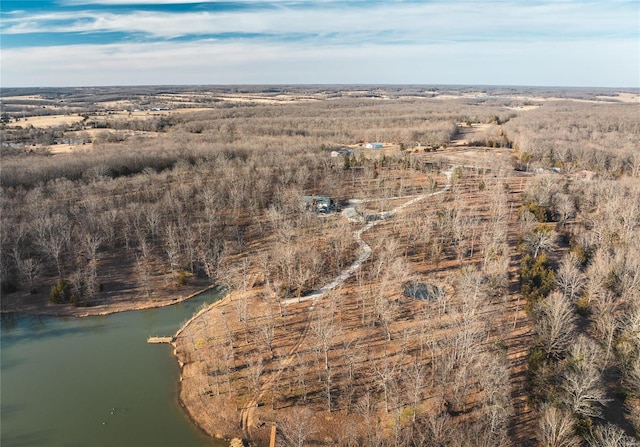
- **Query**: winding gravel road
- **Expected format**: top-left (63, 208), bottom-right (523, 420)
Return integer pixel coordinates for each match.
top-left (281, 169), bottom-right (452, 305)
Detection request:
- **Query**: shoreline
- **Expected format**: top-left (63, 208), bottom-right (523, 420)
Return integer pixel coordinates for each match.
top-left (0, 284), bottom-right (218, 318)
top-left (172, 291), bottom-right (233, 441)
top-left (174, 288), bottom-right (228, 340)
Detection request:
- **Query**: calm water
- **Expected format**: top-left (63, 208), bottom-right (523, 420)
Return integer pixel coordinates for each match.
top-left (1, 290), bottom-right (226, 447)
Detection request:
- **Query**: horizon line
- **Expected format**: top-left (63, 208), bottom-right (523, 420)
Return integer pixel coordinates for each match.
top-left (2, 83), bottom-right (639, 91)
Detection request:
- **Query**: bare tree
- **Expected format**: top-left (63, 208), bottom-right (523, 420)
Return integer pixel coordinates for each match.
top-left (457, 264), bottom-right (484, 317)
top-left (342, 336), bottom-right (364, 383)
top-left (586, 423), bottom-right (639, 447)
top-left (79, 230), bottom-right (103, 299)
top-left (246, 353), bottom-right (263, 401)
top-left (623, 355), bottom-right (640, 434)
top-left (143, 203), bottom-right (162, 243)
top-left (198, 235), bottom-right (223, 280)
top-left (374, 356), bottom-right (399, 414)
top-left (560, 336), bottom-right (609, 419)
top-left (205, 342), bottom-right (226, 397)
top-left (523, 226), bottom-right (557, 259)
top-left (310, 303), bottom-right (339, 371)
top-left (98, 209), bottom-right (119, 247)
top-left (234, 292), bottom-right (250, 343)
top-left (277, 408), bottom-right (317, 447)
top-left (33, 213), bottom-right (70, 277)
top-left (310, 303), bottom-right (340, 411)
top-left (320, 363), bottom-right (334, 413)
top-left (555, 193), bottom-right (576, 226)
top-left (591, 292), bottom-right (620, 364)
top-left (556, 252), bottom-right (585, 303)
top-left (135, 253), bottom-right (151, 299)
top-left (257, 304), bottom-right (277, 358)
top-left (535, 292), bottom-right (576, 358)
top-left (13, 253), bottom-right (41, 292)
top-left (476, 353), bottom-right (511, 436)
top-left (164, 222), bottom-right (182, 280)
top-left (374, 289), bottom-right (397, 341)
top-left (354, 392), bottom-right (386, 447)
top-left (221, 340), bottom-right (235, 395)
top-left (452, 213), bottom-right (473, 264)
top-left (421, 411), bottom-right (453, 447)
top-left (519, 209), bottom-right (539, 235)
top-left (220, 259), bottom-right (253, 341)
top-left (538, 405), bottom-right (580, 447)
top-left (403, 361), bottom-right (426, 422)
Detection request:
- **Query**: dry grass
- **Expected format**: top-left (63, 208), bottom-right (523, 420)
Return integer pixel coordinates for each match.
top-left (174, 156), bottom-right (538, 445)
top-left (48, 143), bottom-right (93, 155)
top-left (11, 114), bottom-right (85, 127)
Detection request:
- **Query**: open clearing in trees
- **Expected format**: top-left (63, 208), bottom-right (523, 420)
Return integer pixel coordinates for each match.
top-left (1, 85), bottom-right (639, 446)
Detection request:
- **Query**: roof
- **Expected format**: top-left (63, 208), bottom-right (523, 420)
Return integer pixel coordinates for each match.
top-left (302, 196), bottom-right (334, 213)
top-left (302, 195), bottom-right (331, 204)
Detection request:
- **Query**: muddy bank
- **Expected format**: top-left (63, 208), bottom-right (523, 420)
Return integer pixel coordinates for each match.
top-left (172, 292), bottom-right (242, 441)
top-left (1, 283), bottom-right (216, 318)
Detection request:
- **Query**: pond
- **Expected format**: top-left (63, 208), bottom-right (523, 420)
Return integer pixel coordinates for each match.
top-left (1, 290), bottom-right (226, 447)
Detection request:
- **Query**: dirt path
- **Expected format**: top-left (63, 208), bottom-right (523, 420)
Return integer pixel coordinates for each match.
top-left (239, 303), bottom-right (313, 438)
top-left (450, 123), bottom-right (493, 146)
top-left (281, 169), bottom-right (452, 306)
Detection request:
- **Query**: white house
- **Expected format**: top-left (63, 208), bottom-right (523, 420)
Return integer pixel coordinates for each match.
top-left (365, 142), bottom-right (383, 149)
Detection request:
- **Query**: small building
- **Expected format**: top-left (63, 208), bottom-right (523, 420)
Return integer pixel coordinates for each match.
top-left (365, 142), bottom-right (383, 149)
top-left (302, 196), bottom-right (334, 214)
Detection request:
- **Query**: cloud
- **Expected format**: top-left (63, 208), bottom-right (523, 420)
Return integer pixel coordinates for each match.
top-left (60, 0), bottom-right (275, 4)
top-left (2, 37), bottom-right (637, 87)
top-left (1, 1), bottom-right (637, 87)
top-left (3, 1), bottom-right (637, 42)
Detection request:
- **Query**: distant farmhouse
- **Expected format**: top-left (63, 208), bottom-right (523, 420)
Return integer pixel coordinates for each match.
top-left (364, 142), bottom-right (383, 149)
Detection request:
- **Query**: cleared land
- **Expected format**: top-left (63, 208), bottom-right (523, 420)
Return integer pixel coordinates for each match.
top-left (174, 163), bottom-right (536, 445)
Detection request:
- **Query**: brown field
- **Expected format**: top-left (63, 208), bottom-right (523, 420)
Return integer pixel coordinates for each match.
top-left (14, 114), bottom-right (86, 127)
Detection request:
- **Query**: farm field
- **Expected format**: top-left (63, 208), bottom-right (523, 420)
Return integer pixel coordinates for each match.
top-left (1, 85), bottom-right (639, 446)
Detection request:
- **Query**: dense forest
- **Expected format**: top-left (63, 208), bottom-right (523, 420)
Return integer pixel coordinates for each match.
top-left (1, 86), bottom-right (638, 446)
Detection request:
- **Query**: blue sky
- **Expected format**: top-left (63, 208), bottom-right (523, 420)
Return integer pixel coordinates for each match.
top-left (1, 0), bottom-right (638, 87)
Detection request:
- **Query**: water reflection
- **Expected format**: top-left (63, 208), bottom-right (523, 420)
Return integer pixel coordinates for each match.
top-left (1, 313), bottom-right (108, 346)
top-left (0, 290), bottom-right (224, 447)
top-left (2, 429), bottom-right (53, 447)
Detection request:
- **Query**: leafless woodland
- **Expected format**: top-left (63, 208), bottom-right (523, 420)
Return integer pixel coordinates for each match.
top-left (1, 86), bottom-right (639, 446)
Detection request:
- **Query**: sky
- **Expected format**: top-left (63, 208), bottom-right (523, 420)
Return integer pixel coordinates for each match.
top-left (1, 0), bottom-right (639, 88)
